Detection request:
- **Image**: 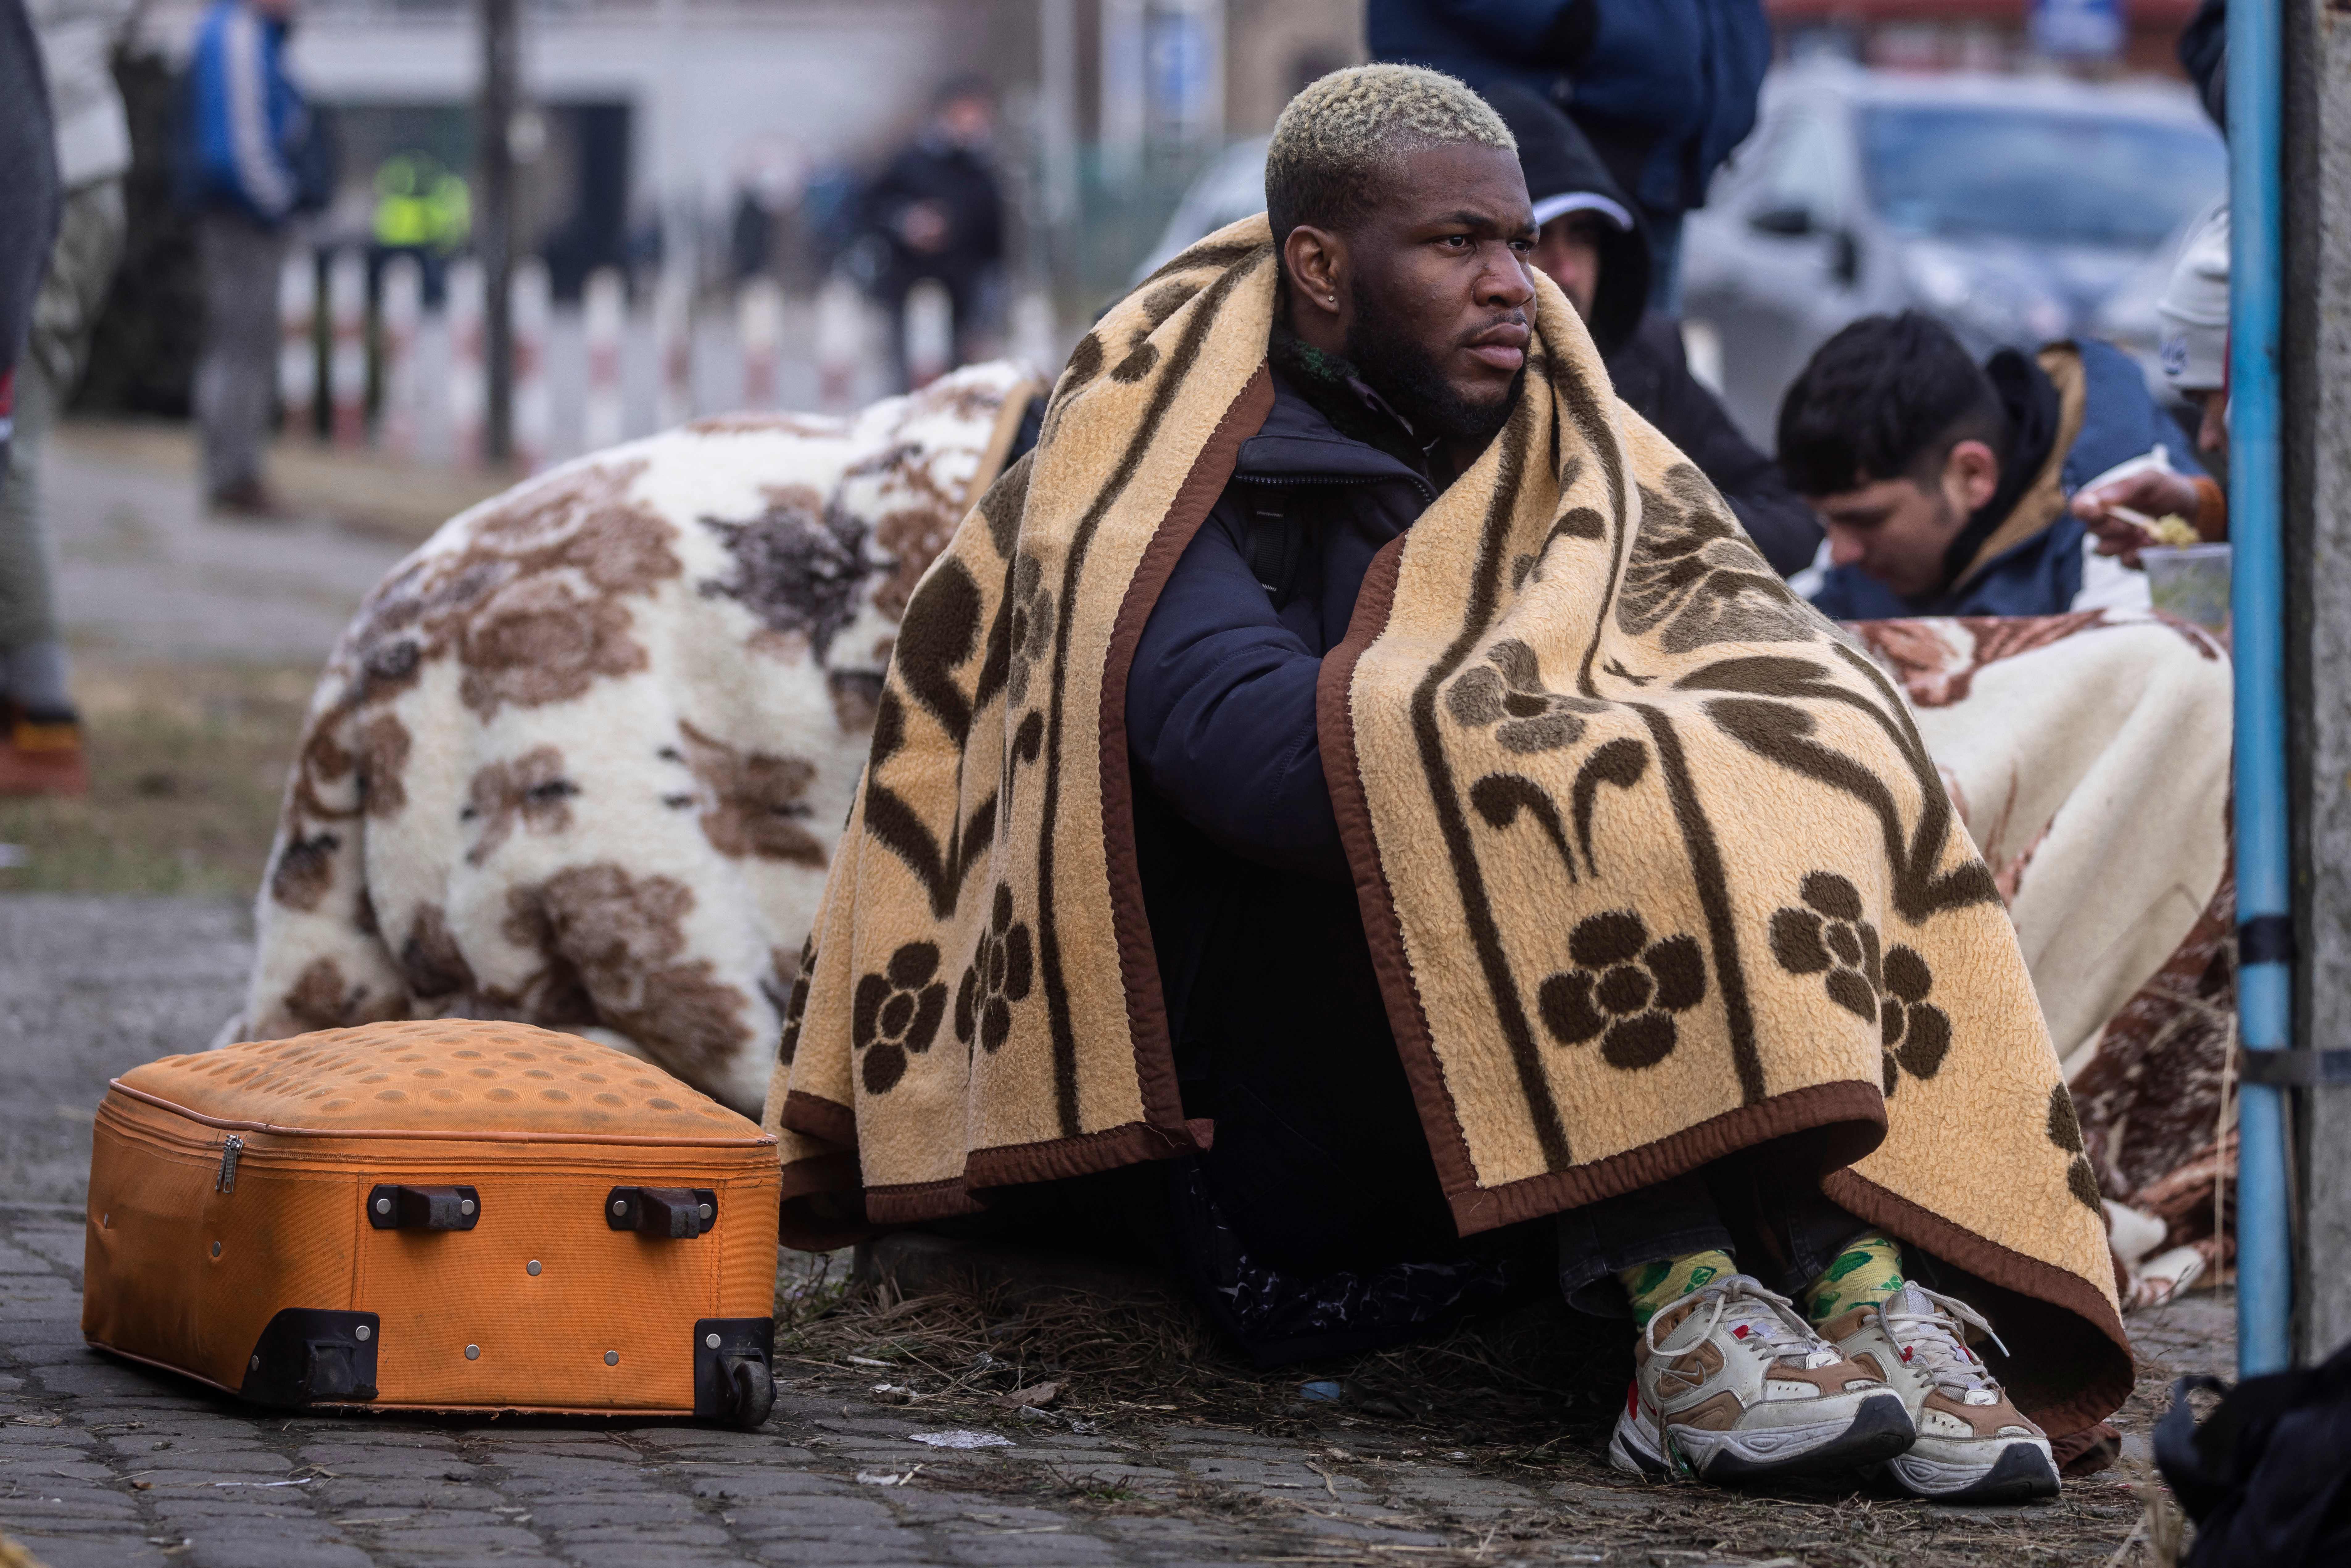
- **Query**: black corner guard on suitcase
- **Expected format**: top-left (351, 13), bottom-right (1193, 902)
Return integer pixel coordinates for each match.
top-left (240, 1309), bottom-right (380, 1406)
top-left (694, 1317), bottom-right (775, 1429)
top-left (608, 1186), bottom-right (717, 1238)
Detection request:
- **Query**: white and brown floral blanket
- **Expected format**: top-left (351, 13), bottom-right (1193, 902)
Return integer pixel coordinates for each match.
top-left (1852, 611), bottom-right (2237, 1308)
top-left (768, 217), bottom-right (2129, 1433)
top-left (232, 363), bottom-right (1038, 1113)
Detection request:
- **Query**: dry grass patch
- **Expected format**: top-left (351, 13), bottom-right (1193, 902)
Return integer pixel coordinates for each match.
top-left (0, 655), bottom-right (310, 895)
top-left (774, 1251), bottom-right (2172, 1566)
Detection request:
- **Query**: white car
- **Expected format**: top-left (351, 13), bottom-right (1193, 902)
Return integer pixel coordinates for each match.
top-left (1680, 60), bottom-right (2224, 446)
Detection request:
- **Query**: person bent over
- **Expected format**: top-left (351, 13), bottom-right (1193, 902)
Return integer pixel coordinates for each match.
top-left (1779, 311), bottom-right (2218, 619)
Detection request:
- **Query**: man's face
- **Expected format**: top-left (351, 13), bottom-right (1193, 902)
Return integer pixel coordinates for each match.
top-left (1323, 143), bottom-right (1537, 445)
top-left (1531, 213), bottom-right (1606, 321)
top-left (1807, 439), bottom-right (2001, 598)
top-left (938, 96), bottom-right (994, 148)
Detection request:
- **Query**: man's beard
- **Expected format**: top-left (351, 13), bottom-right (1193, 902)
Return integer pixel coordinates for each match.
top-left (1344, 299), bottom-right (1525, 447)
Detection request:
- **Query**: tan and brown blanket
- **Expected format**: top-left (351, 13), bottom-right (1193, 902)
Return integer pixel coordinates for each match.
top-left (768, 218), bottom-right (2129, 1432)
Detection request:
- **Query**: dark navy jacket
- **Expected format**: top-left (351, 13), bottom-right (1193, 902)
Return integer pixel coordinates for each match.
top-left (1809, 340), bottom-right (2204, 621)
top-left (1367, 0), bottom-right (1770, 221)
top-left (1124, 368), bottom-right (1462, 1275)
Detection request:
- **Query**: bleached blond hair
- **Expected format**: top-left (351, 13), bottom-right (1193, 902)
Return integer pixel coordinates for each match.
top-left (1265, 64), bottom-right (1516, 252)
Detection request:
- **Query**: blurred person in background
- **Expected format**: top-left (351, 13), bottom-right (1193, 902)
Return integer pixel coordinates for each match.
top-left (1778, 311), bottom-right (2215, 619)
top-left (185, 0), bottom-right (328, 518)
top-left (1, 0), bottom-right (60, 507)
top-left (862, 75), bottom-right (1004, 391)
top-left (2071, 202), bottom-right (2230, 569)
top-left (1486, 81), bottom-right (1817, 574)
top-left (1368, 0), bottom-right (1770, 312)
top-left (2, 0), bottom-right (129, 794)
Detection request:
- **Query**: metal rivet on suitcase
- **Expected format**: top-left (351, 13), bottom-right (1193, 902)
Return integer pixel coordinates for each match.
top-left (527, 1260), bottom-right (541, 1276)
top-left (699, 1203), bottom-right (713, 1221)
top-left (612, 1198), bottom-right (627, 1216)
top-left (705, 1333), bottom-right (721, 1349)
top-left (250, 1355), bottom-right (260, 1371)
top-left (460, 1198), bottom-right (476, 1217)
top-left (465, 1345), bottom-right (480, 1360)
top-left (210, 1242), bottom-right (221, 1258)
top-left (374, 1196), bottom-right (391, 1215)
top-left (605, 1351), bottom-right (618, 1365)
top-left (355, 1325), bottom-right (371, 1341)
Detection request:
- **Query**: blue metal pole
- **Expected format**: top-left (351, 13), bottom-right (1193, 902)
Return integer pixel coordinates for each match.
top-left (2227, 0), bottom-right (2294, 1378)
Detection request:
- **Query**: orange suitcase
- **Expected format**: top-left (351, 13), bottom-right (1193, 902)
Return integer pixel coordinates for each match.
top-left (81, 1020), bottom-right (783, 1426)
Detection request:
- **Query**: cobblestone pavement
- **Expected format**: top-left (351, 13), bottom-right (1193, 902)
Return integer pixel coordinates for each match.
top-left (0, 893), bottom-right (2235, 1566)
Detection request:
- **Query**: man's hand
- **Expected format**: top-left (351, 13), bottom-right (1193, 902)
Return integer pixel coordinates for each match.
top-left (2070, 470), bottom-right (2204, 569)
top-left (898, 201), bottom-right (951, 254)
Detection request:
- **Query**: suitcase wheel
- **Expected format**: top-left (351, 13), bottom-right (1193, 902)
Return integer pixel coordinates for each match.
top-left (693, 1317), bottom-right (776, 1429)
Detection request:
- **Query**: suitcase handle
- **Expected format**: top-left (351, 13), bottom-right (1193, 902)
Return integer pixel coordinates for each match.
top-left (367, 1184), bottom-right (481, 1231)
top-left (606, 1187), bottom-right (717, 1239)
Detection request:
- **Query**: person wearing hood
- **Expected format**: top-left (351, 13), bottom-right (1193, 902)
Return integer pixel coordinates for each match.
top-left (1778, 311), bottom-right (2216, 620)
top-left (1367, 0), bottom-right (1771, 312)
top-left (1487, 83), bottom-right (1818, 576)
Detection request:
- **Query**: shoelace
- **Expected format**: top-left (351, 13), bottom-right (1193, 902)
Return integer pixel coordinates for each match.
top-left (1876, 1287), bottom-right (2013, 1404)
top-left (1643, 1273), bottom-right (1839, 1371)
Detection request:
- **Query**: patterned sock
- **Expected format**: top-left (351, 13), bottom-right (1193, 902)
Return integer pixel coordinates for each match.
top-left (1619, 1248), bottom-right (1737, 1327)
top-left (1801, 1232), bottom-right (1907, 1325)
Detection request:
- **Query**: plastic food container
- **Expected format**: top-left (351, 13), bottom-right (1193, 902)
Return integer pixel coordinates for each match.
top-left (2143, 543), bottom-right (2231, 635)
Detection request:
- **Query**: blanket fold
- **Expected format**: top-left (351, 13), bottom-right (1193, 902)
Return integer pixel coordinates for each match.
top-left (766, 217), bottom-right (2128, 1433)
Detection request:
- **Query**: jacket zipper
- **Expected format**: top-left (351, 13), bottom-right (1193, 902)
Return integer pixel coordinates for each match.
top-left (1239, 471), bottom-right (1437, 505)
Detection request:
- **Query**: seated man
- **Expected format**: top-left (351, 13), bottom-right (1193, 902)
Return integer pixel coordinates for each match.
top-left (1779, 312), bottom-right (2219, 619)
top-left (771, 67), bottom-right (2123, 1503)
top-left (1481, 81), bottom-right (1822, 576)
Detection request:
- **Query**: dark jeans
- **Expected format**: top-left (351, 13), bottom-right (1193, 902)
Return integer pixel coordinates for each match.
top-left (1554, 1162), bottom-right (1875, 1320)
top-left (1168, 856), bottom-right (1872, 1319)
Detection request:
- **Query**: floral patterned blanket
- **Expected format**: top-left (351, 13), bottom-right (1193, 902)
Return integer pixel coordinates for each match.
top-left (767, 217), bottom-right (2128, 1434)
top-left (232, 363), bottom-right (1038, 1114)
top-left (1852, 612), bottom-right (2236, 1309)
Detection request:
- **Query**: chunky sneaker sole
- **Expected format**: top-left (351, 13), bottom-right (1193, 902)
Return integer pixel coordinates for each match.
top-left (1611, 1388), bottom-right (1915, 1483)
top-left (1877, 1440), bottom-right (2059, 1502)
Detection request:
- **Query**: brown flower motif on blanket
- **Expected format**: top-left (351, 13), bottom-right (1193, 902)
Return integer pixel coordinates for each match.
top-left (2047, 1083), bottom-right (2106, 1214)
top-left (1005, 552), bottom-right (1056, 708)
top-left (1771, 873), bottom-right (1951, 1094)
top-left (673, 721), bottom-right (824, 866)
top-left (698, 484), bottom-right (874, 662)
top-left (462, 746), bottom-right (578, 866)
top-left (956, 883), bottom-right (1035, 1056)
top-left (1537, 911), bottom-right (1707, 1069)
top-left (777, 936), bottom-right (816, 1065)
top-left (852, 942), bottom-right (949, 1094)
top-left (1447, 639), bottom-right (1606, 754)
top-left (1617, 465), bottom-right (1813, 653)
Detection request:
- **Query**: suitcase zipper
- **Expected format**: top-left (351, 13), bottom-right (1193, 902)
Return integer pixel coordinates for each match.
top-left (215, 1135), bottom-right (243, 1193)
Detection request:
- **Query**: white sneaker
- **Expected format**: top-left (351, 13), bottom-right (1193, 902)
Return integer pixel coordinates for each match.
top-left (1824, 1283), bottom-right (2058, 1502)
top-left (1608, 1274), bottom-right (1914, 1484)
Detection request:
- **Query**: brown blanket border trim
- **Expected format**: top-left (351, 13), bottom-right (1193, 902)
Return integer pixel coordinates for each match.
top-left (1455, 1081), bottom-right (1886, 1235)
top-left (1095, 365), bottom-right (1278, 1143)
top-left (1825, 1168), bottom-right (2132, 1436)
top-left (781, 1089), bottom-right (855, 1149)
top-left (1319, 529), bottom-right (1479, 1204)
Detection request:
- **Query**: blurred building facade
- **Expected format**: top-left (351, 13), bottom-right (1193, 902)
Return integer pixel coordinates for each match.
top-left (120, 0), bottom-right (1362, 308)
